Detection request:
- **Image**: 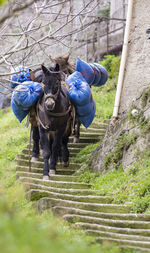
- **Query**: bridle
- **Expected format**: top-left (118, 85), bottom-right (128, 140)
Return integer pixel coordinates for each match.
top-left (36, 83), bottom-right (72, 130)
top-left (44, 83), bottom-right (61, 104)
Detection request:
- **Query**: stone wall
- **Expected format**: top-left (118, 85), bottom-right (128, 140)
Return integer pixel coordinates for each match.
top-left (119, 0), bottom-right (150, 114)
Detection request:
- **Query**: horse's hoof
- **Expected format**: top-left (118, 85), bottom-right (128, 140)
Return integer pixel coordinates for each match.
top-left (49, 170), bottom-right (56, 176)
top-left (40, 149), bottom-right (43, 156)
top-left (73, 137), bottom-right (79, 143)
top-left (43, 175), bottom-right (49, 181)
top-left (64, 161), bottom-right (69, 167)
top-left (31, 157), bottom-right (39, 162)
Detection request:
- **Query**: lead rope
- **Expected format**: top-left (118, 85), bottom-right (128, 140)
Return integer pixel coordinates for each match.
top-left (28, 125), bottom-right (32, 172)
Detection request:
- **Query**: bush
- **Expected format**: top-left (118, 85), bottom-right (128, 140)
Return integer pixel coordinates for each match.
top-left (99, 55), bottom-right (121, 79)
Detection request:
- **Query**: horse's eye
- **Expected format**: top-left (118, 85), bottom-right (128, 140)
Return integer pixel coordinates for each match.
top-left (53, 86), bottom-right (58, 93)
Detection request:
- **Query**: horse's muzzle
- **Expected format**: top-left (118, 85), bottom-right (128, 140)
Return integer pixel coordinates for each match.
top-left (45, 97), bottom-right (55, 111)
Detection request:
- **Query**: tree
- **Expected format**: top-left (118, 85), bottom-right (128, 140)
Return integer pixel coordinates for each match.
top-left (0, 0), bottom-right (124, 99)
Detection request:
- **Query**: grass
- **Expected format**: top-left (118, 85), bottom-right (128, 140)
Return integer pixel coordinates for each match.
top-left (91, 77), bottom-right (117, 122)
top-left (0, 109), bottom-right (134, 251)
top-left (77, 147), bottom-right (150, 213)
top-left (0, 56), bottom-right (141, 252)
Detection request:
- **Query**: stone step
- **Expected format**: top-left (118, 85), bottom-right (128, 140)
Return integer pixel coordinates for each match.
top-left (16, 171), bottom-right (79, 182)
top-left (27, 189), bottom-right (113, 204)
top-left (96, 236), bottom-right (150, 249)
top-left (22, 147), bottom-right (82, 156)
top-left (34, 197), bottom-right (131, 214)
top-left (71, 132), bottom-right (104, 138)
top-left (103, 119), bottom-right (111, 124)
top-left (69, 136), bottom-right (100, 143)
top-left (15, 158), bottom-right (81, 169)
top-left (51, 206), bottom-right (150, 221)
top-left (16, 165), bottom-right (76, 175)
top-left (22, 182), bottom-right (102, 196)
top-left (18, 177), bottom-right (91, 190)
top-left (63, 214), bottom-right (150, 229)
top-left (88, 122), bottom-right (109, 129)
top-left (80, 127), bottom-right (106, 134)
top-left (68, 143), bottom-right (91, 148)
top-left (17, 153), bottom-right (78, 162)
top-left (120, 245), bottom-right (150, 252)
top-left (86, 229), bottom-right (150, 242)
top-left (74, 222), bottom-right (150, 237)
top-left (27, 142), bottom-right (97, 149)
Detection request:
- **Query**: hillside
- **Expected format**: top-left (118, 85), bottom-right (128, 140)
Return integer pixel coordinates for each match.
top-left (0, 56), bottom-right (127, 253)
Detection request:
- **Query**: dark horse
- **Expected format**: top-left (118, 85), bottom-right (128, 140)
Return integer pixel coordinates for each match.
top-left (31, 64), bottom-right (72, 180)
top-left (49, 55), bottom-right (81, 143)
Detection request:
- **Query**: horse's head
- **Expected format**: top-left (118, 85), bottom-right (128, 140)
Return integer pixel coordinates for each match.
top-left (41, 64), bottom-right (61, 111)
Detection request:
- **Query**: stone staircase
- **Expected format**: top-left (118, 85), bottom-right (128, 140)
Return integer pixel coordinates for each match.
top-left (16, 120), bottom-right (150, 252)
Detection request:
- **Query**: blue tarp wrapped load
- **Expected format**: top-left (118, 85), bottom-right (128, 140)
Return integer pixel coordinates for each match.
top-left (10, 66), bottom-right (31, 89)
top-left (66, 71), bottom-right (96, 128)
top-left (11, 81), bottom-right (42, 122)
top-left (75, 57), bottom-right (108, 87)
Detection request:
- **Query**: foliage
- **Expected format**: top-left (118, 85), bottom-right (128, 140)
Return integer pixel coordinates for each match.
top-left (78, 149), bottom-right (150, 213)
top-left (0, 0), bottom-right (6, 6)
top-left (99, 2), bottom-right (110, 18)
top-left (92, 77), bottom-right (117, 122)
top-left (72, 141), bottom-right (102, 164)
top-left (99, 55), bottom-right (121, 79)
top-left (104, 132), bottom-right (138, 170)
top-left (141, 85), bottom-right (150, 108)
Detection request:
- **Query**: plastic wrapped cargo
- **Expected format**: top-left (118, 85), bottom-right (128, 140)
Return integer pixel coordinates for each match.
top-left (11, 81), bottom-right (42, 122)
top-left (66, 71), bottom-right (96, 128)
top-left (9, 66), bottom-right (32, 89)
top-left (75, 57), bottom-right (108, 87)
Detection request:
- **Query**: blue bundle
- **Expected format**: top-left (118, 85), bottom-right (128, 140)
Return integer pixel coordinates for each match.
top-left (66, 71), bottom-right (96, 128)
top-left (11, 81), bottom-right (42, 122)
top-left (10, 66), bottom-right (31, 89)
top-left (75, 57), bottom-right (108, 87)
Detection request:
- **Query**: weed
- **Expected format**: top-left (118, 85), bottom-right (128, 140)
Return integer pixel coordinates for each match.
top-left (141, 85), bottom-right (150, 108)
top-left (104, 132), bottom-right (138, 170)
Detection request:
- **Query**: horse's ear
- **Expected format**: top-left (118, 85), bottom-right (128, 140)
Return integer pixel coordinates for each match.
top-left (30, 71), bottom-right (35, 81)
top-left (41, 65), bottom-right (49, 75)
top-left (55, 63), bottom-right (60, 72)
top-left (64, 55), bottom-right (69, 62)
top-left (49, 55), bottom-right (55, 63)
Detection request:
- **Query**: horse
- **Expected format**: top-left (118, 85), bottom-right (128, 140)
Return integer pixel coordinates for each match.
top-left (30, 64), bottom-right (72, 180)
top-left (49, 55), bottom-right (81, 143)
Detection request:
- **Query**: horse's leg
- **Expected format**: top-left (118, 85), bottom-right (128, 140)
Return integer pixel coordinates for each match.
top-left (62, 120), bottom-right (72, 167)
top-left (62, 135), bottom-right (69, 167)
top-left (49, 126), bottom-right (65, 175)
top-left (31, 126), bottom-right (40, 162)
top-left (73, 119), bottom-right (81, 143)
top-left (39, 125), bottom-right (50, 180)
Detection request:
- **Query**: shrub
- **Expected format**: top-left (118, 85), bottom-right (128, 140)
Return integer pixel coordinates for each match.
top-left (99, 55), bottom-right (121, 79)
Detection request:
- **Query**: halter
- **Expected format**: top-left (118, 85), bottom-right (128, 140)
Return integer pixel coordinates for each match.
top-left (37, 85), bottom-right (72, 130)
top-left (44, 83), bottom-right (61, 103)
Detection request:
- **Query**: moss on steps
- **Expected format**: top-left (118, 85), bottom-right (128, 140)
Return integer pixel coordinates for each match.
top-left (74, 222), bottom-right (150, 237)
top-left (18, 176), bottom-right (91, 190)
top-left (22, 182), bottom-right (102, 196)
top-left (63, 214), bottom-right (150, 229)
top-left (26, 189), bottom-right (113, 204)
top-left (96, 237), bottom-right (150, 249)
top-left (86, 229), bottom-right (150, 242)
top-left (16, 165), bottom-right (76, 175)
top-left (34, 197), bottom-right (131, 214)
top-left (16, 158), bottom-right (81, 169)
top-left (51, 206), bottom-right (150, 221)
